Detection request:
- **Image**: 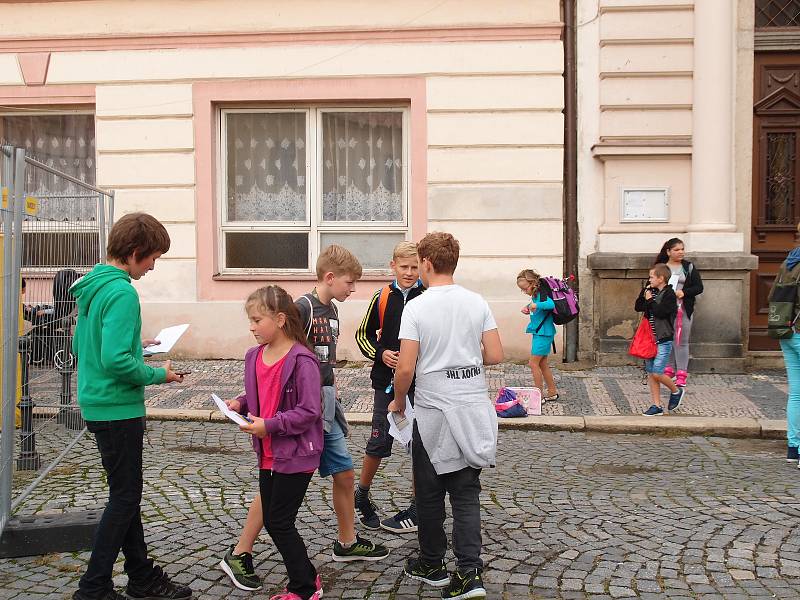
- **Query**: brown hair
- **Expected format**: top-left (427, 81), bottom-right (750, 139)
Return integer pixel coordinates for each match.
top-left (417, 232), bottom-right (460, 275)
top-left (245, 285), bottom-right (310, 348)
top-left (316, 244), bottom-right (363, 280)
top-left (650, 263), bottom-right (671, 284)
top-left (392, 241), bottom-right (418, 261)
top-left (107, 212), bottom-right (170, 263)
top-left (517, 269), bottom-right (540, 293)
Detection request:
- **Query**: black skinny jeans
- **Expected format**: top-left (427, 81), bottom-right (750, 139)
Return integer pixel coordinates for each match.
top-left (260, 469), bottom-right (316, 599)
top-left (79, 417), bottom-right (155, 598)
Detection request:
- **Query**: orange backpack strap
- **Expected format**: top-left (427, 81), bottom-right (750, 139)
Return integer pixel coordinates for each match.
top-left (378, 285), bottom-right (392, 332)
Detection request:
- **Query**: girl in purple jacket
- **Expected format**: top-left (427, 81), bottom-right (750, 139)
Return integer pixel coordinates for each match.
top-left (227, 285), bottom-right (324, 600)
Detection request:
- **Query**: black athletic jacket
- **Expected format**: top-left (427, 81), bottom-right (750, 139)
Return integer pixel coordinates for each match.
top-left (355, 280), bottom-right (425, 390)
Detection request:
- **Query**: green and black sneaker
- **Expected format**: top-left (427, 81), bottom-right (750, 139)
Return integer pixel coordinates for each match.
top-left (404, 557), bottom-right (449, 587)
top-left (331, 535), bottom-right (389, 562)
top-left (441, 568), bottom-right (486, 600)
top-left (219, 545), bottom-right (262, 591)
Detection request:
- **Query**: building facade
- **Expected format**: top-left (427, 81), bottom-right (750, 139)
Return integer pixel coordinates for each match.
top-left (0, 1), bottom-right (792, 369)
top-left (0, 0), bottom-right (564, 360)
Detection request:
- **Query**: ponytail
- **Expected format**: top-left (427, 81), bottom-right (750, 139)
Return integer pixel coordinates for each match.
top-left (655, 237), bottom-right (683, 265)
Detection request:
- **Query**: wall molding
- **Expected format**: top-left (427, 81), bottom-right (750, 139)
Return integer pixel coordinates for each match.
top-left (0, 24), bottom-right (563, 53)
top-left (755, 29), bottom-right (800, 51)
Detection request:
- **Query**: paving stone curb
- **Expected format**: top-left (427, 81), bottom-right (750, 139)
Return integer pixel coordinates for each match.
top-left (143, 408), bottom-right (788, 439)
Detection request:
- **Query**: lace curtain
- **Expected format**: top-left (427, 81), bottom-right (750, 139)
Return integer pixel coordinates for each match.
top-left (226, 112), bottom-right (306, 222)
top-left (0, 114), bottom-right (97, 221)
top-left (226, 110), bottom-right (404, 224)
top-left (322, 112), bottom-right (403, 222)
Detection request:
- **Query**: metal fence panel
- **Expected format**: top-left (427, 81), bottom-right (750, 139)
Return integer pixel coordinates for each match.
top-left (0, 145), bottom-right (113, 538)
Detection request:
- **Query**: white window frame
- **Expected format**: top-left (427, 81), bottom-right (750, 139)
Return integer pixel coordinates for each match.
top-left (218, 106), bottom-right (410, 275)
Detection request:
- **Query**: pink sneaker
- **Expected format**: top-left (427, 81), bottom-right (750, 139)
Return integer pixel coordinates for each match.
top-left (675, 370), bottom-right (688, 387)
top-left (663, 366), bottom-right (675, 379)
top-left (277, 575), bottom-right (323, 599)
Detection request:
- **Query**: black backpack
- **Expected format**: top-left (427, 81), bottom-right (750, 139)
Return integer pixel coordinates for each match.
top-left (768, 267), bottom-right (800, 339)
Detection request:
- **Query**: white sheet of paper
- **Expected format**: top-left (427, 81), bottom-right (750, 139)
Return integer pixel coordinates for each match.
top-left (144, 324), bottom-right (190, 354)
top-left (211, 393), bottom-right (250, 427)
top-left (387, 400), bottom-right (414, 454)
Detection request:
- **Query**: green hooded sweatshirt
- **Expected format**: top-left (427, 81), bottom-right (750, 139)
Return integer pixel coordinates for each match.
top-left (70, 264), bottom-right (166, 421)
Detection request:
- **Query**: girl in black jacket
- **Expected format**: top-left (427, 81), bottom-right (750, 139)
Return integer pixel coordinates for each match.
top-left (655, 238), bottom-right (704, 387)
top-left (635, 263), bottom-right (684, 416)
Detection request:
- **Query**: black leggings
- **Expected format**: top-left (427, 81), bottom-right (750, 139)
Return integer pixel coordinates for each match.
top-left (259, 469), bottom-right (316, 599)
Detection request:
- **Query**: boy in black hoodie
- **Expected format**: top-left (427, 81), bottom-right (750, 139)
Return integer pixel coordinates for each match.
top-left (635, 263), bottom-right (685, 416)
top-left (355, 241), bottom-right (424, 533)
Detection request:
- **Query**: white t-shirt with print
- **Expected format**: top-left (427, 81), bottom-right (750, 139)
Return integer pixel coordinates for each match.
top-left (398, 284), bottom-right (497, 377)
top-left (399, 283), bottom-right (499, 473)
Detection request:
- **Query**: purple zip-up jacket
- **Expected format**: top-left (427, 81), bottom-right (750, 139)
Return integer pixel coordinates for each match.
top-left (236, 343), bottom-right (323, 474)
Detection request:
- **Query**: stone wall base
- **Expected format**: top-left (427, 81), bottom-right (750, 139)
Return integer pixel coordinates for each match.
top-left (587, 252), bottom-right (758, 373)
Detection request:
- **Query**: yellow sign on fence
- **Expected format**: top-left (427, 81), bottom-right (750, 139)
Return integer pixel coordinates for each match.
top-left (1, 188), bottom-right (39, 216)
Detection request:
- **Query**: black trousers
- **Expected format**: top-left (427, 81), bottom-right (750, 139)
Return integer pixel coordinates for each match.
top-left (79, 417), bottom-right (155, 598)
top-left (260, 469), bottom-right (316, 599)
top-left (411, 423), bottom-right (483, 570)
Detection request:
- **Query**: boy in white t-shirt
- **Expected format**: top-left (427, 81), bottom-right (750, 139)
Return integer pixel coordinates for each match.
top-left (388, 232), bottom-right (504, 600)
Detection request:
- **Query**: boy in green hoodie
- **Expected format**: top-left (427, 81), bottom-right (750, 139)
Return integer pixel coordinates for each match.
top-left (71, 212), bottom-right (191, 600)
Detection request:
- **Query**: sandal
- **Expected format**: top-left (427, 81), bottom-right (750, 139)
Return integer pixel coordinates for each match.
top-left (543, 393), bottom-right (560, 403)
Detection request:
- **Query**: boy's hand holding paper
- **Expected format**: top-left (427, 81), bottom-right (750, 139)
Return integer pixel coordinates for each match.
top-left (143, 324), bottom-right (190, 355)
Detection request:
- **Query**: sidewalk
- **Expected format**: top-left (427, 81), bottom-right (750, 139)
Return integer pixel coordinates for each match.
top-left (28, 360), bottom-right (789, 437)
top-left (138, 361), bottom-right (789, 438)
top-left (137, 360), bottom-right (788, 416)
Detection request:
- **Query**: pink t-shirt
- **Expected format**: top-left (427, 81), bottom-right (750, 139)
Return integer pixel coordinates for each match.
top-left (257, 348), bottom-right (287, 470)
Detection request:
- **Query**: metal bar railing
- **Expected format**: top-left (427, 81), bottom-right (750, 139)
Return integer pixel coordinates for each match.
top-left (0, 145), bottom-right (16, 536)
top-left (23, 155), bottom-right (111, 198)
top-left (10, 427), bottom-right (86, 512)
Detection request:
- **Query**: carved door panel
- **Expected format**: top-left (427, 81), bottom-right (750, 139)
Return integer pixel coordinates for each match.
top-left (751, 53), bottom-right (800, 350)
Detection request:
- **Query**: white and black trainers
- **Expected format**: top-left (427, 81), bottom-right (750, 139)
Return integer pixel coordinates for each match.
top-left (354, 488), bottom-right (381, 530)
top-left (380, 503), bottom-right (418, 533)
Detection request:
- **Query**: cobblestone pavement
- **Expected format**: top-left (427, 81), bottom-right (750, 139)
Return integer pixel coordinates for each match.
top-left (4, 420), bottom-right (800, 599)
top-left (24, 361), bottom-right (791, 420)
top-left (90, 361), bottom-right (794, 420)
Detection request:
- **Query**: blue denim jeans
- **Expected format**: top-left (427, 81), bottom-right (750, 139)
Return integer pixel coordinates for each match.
top-left (780, 332), bottom-right (800, 448)
top-left (645, 341), bottom-right (673, 375)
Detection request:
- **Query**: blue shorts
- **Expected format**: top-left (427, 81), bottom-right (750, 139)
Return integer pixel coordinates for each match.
top-left (645, 341), bottom-right (673, 374)
top-left (318, 418), bottom-right (354, 477)
top-left (532, 335), bottom-right (554, 357)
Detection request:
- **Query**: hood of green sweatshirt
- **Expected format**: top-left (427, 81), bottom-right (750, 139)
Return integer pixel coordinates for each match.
top-left (70, 264), bottom-right (131, 316)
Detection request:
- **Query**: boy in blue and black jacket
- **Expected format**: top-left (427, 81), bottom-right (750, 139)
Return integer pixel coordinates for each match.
top-left (354, 241), bottom-right (424, 533)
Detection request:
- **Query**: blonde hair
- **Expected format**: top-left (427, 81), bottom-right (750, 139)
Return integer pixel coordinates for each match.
top-left (245, 285), bottom-right (310, 348)
top-left (650, 263), bottom-right (671, 284)
top-left (517, 269), bottom-right (541, 293)
top-left (392, 241), bottom-right (418, 261)
top-left (417, 232), bottom-right (459, 275)
top-left (316, 244), bottom-right (363, 280)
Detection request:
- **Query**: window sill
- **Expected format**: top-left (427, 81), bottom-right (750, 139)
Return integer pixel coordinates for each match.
top-left (213, 272), bottom-right (394, 282)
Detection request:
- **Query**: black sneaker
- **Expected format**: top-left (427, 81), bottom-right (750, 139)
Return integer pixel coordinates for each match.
top-left (73, 590), bottom-right (127, 600)
top-left (125, 565), bottom-right (192, 599)
top-left (219, 545), bottom-right (262, 591)
top-left (642, 404), bottom-right (664, 416)
top-left (441, 568), bottom-right (486, 599)
top-left (380, 504), bottom-right (417, 533)
top-left (332, 535), bottom-right (389, 562)
top-left (404, 557), bottom-right (449, 587)
top-left (788, 446), bottom-right (799, 462)
top-left (354, 488), bottom-right (381, 530)
top-left (667, 387), bottom-right (685, 412)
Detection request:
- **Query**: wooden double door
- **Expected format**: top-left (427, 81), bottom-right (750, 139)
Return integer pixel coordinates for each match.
top-left (750, 52), bottom-right (800, 350)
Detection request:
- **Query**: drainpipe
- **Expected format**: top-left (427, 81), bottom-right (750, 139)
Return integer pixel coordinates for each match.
top-left (563, 0), bottom-right (579, 363)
